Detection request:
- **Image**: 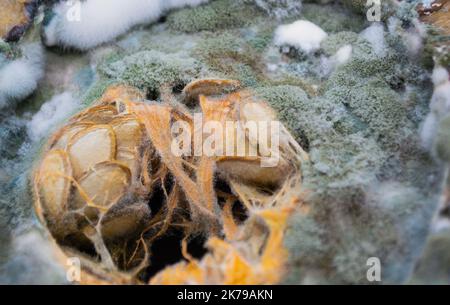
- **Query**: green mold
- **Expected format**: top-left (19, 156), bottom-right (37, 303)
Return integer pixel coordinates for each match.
top-left (167, 0), bottom-right (263, 33)
top-left (101, 50), bottom-right (201, 96)
top-left (321, 31), bottom-right (359, 56)
top-left (193, 32), bottom-right (264, 86)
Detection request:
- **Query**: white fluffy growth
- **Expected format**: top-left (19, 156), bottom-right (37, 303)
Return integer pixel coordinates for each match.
top-left (333, 45), bottom-right (352, 66)
top-left (432, 66), bottom-right (450, 87)
top-left (165, 0), bottom-right (208, 7)
top-left (360, 22), bottom-right (387, 57)
top-left (420, 67), bottom-right (450, 151)
top-left (388, 17), bottom-right (426, 57)
top-left (420, 112), bottom-right (439, 150)
top-left (0, 43), bottom-right (45, 109)
top-left (43, 0), bottom-right (209, 50)
top-left (421, 0), bottom-right (435, 8)
top-left (429, 68), bottom-right (450, 118)
top-left (432, 213), bottom-right (450, 232)
top-left (274, 20), bottom-right (327, 54)
top-left (5, 230), bottom-right (66, 284)
top-left (319, 45), bottom-right (353, 76)
top-left (27, 92), bottom-right (80, 141)
top-left (402, 31), bottom-right (423, 57)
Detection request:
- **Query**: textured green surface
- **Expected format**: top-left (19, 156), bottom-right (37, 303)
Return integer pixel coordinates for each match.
top-left (0, 0), bottom-right (446, 284)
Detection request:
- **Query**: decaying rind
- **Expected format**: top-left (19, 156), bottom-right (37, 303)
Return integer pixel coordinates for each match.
top-left (0, 0), bottom-right (37, 41)
top-left (182, 79), bottom-right (241, 104)
top-left (419, 0), bottom-right (450, 37)
top-left (35, 149), bottom-right (72, 219)
top-left (33, 80), bottom-right (308, 284)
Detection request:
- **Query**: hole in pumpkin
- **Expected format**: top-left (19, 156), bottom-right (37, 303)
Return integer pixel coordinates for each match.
top-left (139, 229), bottom-right (208, 282)
top-left (146, 88), bottom-right (160, 101)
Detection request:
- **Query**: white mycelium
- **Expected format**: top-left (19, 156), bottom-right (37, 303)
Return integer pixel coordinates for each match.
top-left (274, 20), bottom-right (327, 54)
top-left (360, 22), bottom-right (387, 57)
top-left (421, 67), bottom-right (450, 152)
top-left (43, 0), bottom-right (210, 50)
top-left (27, 92), bottom-right (80, 141)
top-left (0, 43), bottom-right (45, 109)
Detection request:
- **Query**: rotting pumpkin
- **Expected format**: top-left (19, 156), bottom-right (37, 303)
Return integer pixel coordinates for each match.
top-left (0, 0), bottom-right (38, 42)
top-left (32, 79), bottom-right (308, 284)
